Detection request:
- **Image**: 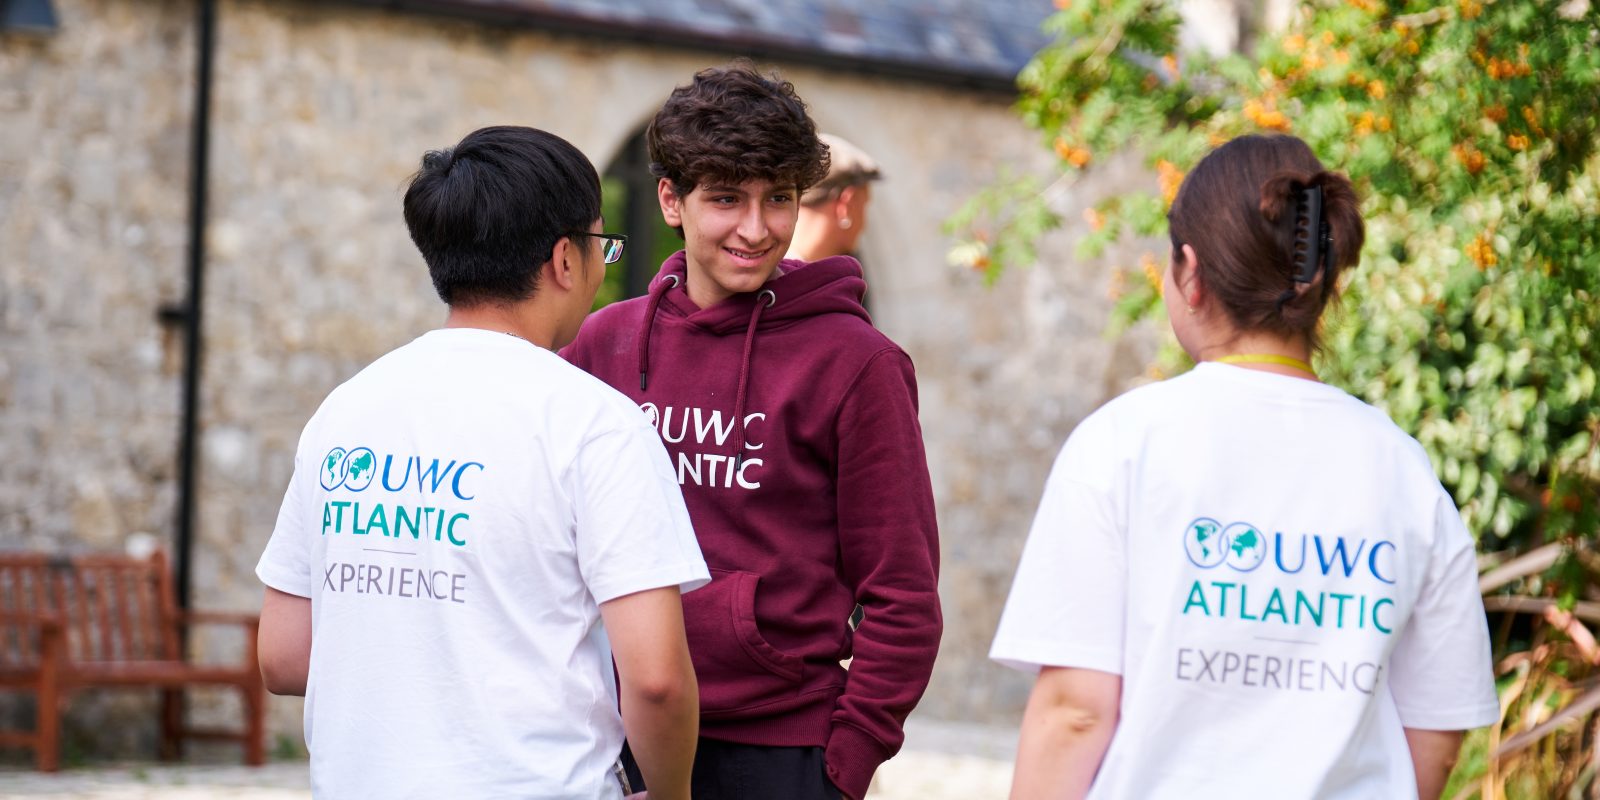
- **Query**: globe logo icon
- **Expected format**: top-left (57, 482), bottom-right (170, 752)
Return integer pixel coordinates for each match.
top-left (1183, 517), bottom-right (1227, 568)
top-left (1222, 521), bottom-right (1268, 572)
top-left (342, 447), bottom-right (376, 492)
top-left (320, 447), bottom-right (349, 491)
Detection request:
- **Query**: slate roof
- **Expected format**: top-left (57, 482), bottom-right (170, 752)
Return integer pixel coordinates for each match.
top-left (341, 0), bottom-right (1054, 91)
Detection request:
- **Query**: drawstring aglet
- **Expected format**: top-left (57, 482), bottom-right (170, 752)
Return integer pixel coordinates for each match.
top-left (640, 372), bottom-right (647, 391)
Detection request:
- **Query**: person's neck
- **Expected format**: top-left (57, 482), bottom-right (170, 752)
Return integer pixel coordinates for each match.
top-left (683, 262), bottom-right (783, 310)
top-left (786, 214), bottom-right (836, 263)
top-left (1194, 331), bottom-right (1318, 381)
top-left (443, 302), bottom-right (556, 349)
top-left (684, 276), bottom-right (729, 310)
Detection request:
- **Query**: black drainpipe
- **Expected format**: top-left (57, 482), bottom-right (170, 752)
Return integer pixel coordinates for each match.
top-left (172, 0), bottom-right (217, 611)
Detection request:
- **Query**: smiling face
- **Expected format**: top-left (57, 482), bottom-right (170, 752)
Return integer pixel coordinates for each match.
top-left (659, 177), bottom-right (799, 309)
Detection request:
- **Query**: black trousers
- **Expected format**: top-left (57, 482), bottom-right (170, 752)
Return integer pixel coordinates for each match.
top-left (621, 737), bottom-right (843, 800)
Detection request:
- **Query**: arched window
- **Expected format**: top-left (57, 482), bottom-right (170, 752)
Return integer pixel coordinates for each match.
top-left (595, 127), bottom-right (681, 310)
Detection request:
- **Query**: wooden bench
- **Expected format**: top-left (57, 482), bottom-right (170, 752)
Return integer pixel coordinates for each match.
top-left (0, 550), bottom-right (266, 771)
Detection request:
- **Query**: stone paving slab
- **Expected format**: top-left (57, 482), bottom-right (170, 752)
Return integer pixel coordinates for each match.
top-left (0, 721), bottom-right (1016, 800)
top-left (0, 763), bottom-right (309, 799)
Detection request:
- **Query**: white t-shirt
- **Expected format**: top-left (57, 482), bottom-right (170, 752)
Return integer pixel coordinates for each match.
top-left (257, 329), bottom-right (709, 800)
top-left (991, 363), bottom-right (1498, 799)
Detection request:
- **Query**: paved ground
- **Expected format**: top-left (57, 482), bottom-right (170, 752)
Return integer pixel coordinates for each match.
top-left (0, 721), bottom-right (1017, 799)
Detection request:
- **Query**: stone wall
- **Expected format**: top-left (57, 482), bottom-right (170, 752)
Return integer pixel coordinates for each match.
top-left (0, 0), bottom-right (203, 760)
top-left (0, 0), bottom-right (193, 572)
top-left (1, 0), bottom-right (1163, 753)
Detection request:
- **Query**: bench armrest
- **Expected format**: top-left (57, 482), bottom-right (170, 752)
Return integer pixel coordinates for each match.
top-left (172, 611), bottom-right (264, 670)
top-left (177, 611), bottom-right (260, 629)
top-left (0, 610), bottom-right (64, 630)
top-left (0, 611), bottom-right (69, 666)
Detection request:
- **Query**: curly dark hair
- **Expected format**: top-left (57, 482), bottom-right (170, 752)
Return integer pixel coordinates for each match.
top-left (646, 61), bottom-right (830, 199)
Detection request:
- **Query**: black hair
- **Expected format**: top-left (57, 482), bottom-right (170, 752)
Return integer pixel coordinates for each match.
top-left (403, 126), bottom-right (601, 307)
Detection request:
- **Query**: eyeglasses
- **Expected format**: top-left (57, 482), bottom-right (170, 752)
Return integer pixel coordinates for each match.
top-left (572, 232), bottom-right (627, 265)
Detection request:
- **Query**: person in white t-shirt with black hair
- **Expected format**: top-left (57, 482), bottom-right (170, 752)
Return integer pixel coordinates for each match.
top-left (255, 125), bottom-right (709, 800)
top-left (991, 133), bottom-right (1498, 800)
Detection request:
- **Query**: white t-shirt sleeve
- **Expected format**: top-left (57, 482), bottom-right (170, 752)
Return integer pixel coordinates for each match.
top-left (571, 423), bottom-right (710, 604)
top-left (256, 449), bottom-right (315, 598)
top-left (991, 414), bottom-right (1125, 675)
top-left (1387, 492), bottom-right (1500, 730)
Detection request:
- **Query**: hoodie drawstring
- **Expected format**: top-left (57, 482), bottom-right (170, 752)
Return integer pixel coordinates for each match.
top-left (733, 289), bottom-right (776, 467)
top-left (636, 274), bottom-right (679, 391)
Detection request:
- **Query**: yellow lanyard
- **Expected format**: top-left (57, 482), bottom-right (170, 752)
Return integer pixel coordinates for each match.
top-left (1216, 353), bottom-right (1316, 377)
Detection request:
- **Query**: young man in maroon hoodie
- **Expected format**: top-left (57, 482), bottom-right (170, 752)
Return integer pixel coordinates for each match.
top-left (562, 63), bottom-right (943, 800)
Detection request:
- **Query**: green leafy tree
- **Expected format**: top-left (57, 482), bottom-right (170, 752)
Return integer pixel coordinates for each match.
top-left (952, 0), bottom-right (1600, 792)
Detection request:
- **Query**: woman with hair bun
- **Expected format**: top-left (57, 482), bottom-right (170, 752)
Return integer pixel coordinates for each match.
top-left (990, 134), bottom-right (1498, 800)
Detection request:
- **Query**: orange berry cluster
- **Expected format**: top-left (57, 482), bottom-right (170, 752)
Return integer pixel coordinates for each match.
top-left (1054, 137), bottom-right (1092, 168)
top-left (1465, 234), bottom-right (1497, 270)
top-left (1244, 99), bottom-right (1292, 132)
top-left (1452, 143), bottom-right (1487, 175)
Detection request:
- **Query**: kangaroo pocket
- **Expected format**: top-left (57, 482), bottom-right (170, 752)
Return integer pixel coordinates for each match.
top-left (682, 568), bottom-right (806, 716)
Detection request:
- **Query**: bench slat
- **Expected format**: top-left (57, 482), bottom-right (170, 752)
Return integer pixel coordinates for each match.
top-left (61, 567), bottom-right (87, 662)
top-left (30, 568), bottom-right (49, 663)
top-left (131, 565), bottom-right (154, 660)
top-left (1, 566), bottom-right (17, 668)
top-left (1, 565), bottom-right (15, 667)
top-left (94, 566), bottom-right (115, 662)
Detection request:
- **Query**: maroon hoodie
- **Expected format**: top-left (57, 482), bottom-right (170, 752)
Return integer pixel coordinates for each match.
top-left (563, 252), bottom-right (941, 799)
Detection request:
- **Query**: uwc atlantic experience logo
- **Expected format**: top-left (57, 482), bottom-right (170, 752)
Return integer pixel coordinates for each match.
top-left (317, 445), bottom-right (479, 606)
top-left (1183, 518), bottom-right (1268, 571)
top-left (320, 446), bottom-right (376, 492)
top-left (316, 445), bottom-right (483, 548)
top-left (1179, 516), bottom-right (1398, 635)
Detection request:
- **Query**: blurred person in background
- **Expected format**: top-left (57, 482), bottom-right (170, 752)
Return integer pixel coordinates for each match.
top-left (990, 134), bottom-right (1498, 800)
top-left (255, 125), bottom-right (707, 800)
top-left (565, 63), bottom-right (941, 800)
top-left (786, 133), bottom-right (882, 263)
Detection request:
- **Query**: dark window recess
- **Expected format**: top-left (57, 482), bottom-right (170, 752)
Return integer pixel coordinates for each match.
top-left (596, 127), bottom-right (684, 310)
top-left (1, 0), bottom-right (59, 32)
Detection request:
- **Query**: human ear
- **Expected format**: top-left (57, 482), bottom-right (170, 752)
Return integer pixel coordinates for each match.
top-left (547, 236), bottom-right (578, 291)
top-left (836, 187), bottom-right (858, 219)
top-left (1178, 243), bottom-right (1205, 310)
top-left (657, 178), bottom-right (683, 228)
